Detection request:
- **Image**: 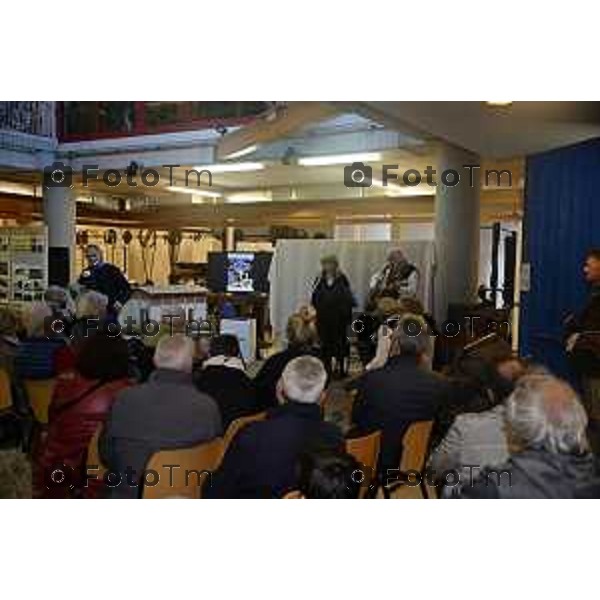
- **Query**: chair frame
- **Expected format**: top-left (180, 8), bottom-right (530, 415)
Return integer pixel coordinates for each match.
top-left (142, 437), bottom-right (225, 499)
top-left (382, 420), bottom-right (434, 500)
top-left (345, 430), bottom-right (381, 499)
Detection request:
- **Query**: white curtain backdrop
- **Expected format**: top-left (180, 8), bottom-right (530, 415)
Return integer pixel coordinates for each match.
top-left (268, 240), bottom-right (436, 337)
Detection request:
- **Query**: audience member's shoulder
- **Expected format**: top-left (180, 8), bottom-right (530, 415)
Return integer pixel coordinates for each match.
top-left (455, 465), bottom-right (503, 499)
top-left (575, 458), bottom-right (600, 498)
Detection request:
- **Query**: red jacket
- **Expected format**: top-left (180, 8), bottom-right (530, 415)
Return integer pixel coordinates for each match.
top-left (34, 372), bottom-right (132, 498)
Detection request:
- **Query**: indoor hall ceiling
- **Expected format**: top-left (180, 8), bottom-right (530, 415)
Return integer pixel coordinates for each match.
top-left (348, 101), bottom-right (600, 158)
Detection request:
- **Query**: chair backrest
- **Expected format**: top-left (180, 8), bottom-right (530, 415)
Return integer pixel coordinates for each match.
top-left (0, 369), bottom-right (12, 412)
top-left (345, 430), bottom-right (381, 471)
top-left (87, 425), bottom-right (107, 481)
top-left (223, 411), bottom-right (268, 450)
top-left (142, 437), bottom-right (225, 499)
top-left (399, 420), bottom-right (433, 473)
top-left (346, 431), bottom-right (381, 497)
top-left (24, 379), bottom-right (56, 424)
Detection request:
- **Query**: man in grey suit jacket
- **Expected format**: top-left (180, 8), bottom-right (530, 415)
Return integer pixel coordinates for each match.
top-left (100, 334), bottom-right (222, 498)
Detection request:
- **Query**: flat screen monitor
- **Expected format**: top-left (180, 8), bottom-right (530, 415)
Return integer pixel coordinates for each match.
top-left (207, 252), bottom-right (272, 293)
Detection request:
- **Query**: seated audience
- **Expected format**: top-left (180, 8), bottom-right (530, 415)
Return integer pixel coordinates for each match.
top-left (254, 312), bottom-right (321, 407)
top-left (207, 356), bottom-right (344, 498)
top-left (117, 299), bottom-right (155, 382)
top-left (194, 334), bottom-right (262, 428)
top-left (35, 334), bottom-right (132, 498)
top-left (295, 449), bottom-right (361, 499)
top-left (352, 314), bottom-right (452, 475)
top-left (100, 334), bottom-right (222, 498)
top-left (366, 296), bottom-right (427, 371)
top-left (72, 290), bottom-right (109, 340)
top-left (430, 354), bottom-right (527, 487)
top-left (14, 303), bottom-right (65, 381)
top-left (55, 290), bottom-right (112, 373)
top-left (459, 374), bottom-right (596, 498)
top-left (431, 338), bottom-right (524, 446)
top-left (44, 286), bottom-right (74, 322)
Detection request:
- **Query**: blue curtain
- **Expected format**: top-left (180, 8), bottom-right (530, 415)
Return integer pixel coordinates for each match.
top-left (520, 138), bottom-right (600, 380)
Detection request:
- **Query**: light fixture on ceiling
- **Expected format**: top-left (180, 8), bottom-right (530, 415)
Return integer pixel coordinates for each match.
top-left (226, 191), bottom-right (272, 204)
top-left (0, 182), bottom-right (35, 196)
top-left (167, 186), bottom-right (222, 198)
top-left (193, 161), bottom-right (265, 173)
top-left (486, 101), bottom-right (513, 107)
top-left (221, 145), bottom-right (259, 160)
top-left (298, 152), bottom-right (382, 167)
top-left (371, 178), bottom-right (435, 197)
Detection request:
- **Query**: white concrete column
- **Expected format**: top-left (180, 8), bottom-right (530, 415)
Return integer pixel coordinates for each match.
top-left (434, 143), bottom-right (480, 323)
top-left (43, 185), bottom-right (76, 285)
top-left (225, 226), bottom-right (236, 251)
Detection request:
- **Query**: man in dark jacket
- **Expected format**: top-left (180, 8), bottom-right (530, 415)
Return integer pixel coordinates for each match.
top-left (459, 374), bottom-right (598, 499)
top-left (100, 334), bottom-right (222, 498)
top-left (79, 244), bottom-right (130, 314)
top-left (353, 314), bottom-right (452, 475)
top-left (206, 356), bottom-right (344, 498)
top-left (565, 249), bottom-right (600, 451)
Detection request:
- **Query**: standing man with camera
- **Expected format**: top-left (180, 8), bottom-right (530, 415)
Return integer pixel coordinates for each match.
top-left (78, 244), bottom-right (131, 316)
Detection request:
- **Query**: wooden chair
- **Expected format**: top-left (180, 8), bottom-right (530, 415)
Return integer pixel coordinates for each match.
top-left (0, 369), bottom-right (12, 413)
top-left (383, 420), bottom-right (434, 499)
top-left (223, 411), bottom-right (268, 450)
top-left (24, 379), bottom-right (56, 425)
top-left (345, 430), bottom-right (381, 498)
top-left (142, 437), bottom-right (225, 499)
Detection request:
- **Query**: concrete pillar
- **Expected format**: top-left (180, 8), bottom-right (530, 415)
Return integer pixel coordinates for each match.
top-left (434, 143), bottom-right (480, 323)
top-left (224, 226), bottom-right (236, 251)
top-left (43, 185), bottom-right (76, 286)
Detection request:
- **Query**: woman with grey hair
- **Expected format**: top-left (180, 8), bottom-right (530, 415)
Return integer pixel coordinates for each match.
top-left (458, 375), bottom-right (597, 498)
top-left (311, 255), bottom-right (355, 378)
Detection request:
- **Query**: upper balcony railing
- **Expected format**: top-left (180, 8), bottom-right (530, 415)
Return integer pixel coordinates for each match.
top-left (0, 101), bottom-right (56, 138)
top-left (58, 101), bottom-right (270, 142)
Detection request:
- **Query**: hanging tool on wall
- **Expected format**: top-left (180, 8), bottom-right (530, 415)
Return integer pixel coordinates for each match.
top-left (166, 229), bottom-right (183, 283)
top-left (75, 229), bottom-right (89, 270)
top-left (138, 229), bottom-right (157, 285)
top-left (104, 228), bottom-right (118, 264)
top-left (122, 230), bottom-right (133, 276)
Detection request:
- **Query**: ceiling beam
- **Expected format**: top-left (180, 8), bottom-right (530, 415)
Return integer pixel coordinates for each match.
top-left (216, 102), bottom-right (341, 160)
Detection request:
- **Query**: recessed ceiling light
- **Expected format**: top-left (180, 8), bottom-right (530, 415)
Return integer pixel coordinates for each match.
top-left (298, 152), bottom-right (382, 166)
top-left (486, 101), bottom-right (513, 107)
top-left (167, 186), bottom-right (221, 198)
top-left (371, 178), bottom-right (435, 197)
top-left (193, 162), bottom-right (264, 173)
top-left (226, 191), bottom-right (272, 203)
top-left (221, 145), bottom-right (259, 160)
